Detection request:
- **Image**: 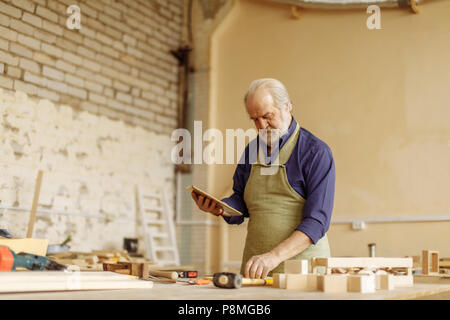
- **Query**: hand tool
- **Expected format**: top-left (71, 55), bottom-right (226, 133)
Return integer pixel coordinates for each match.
top-left (177, 278), bottom-right (211, 285)
top-left (165, 270), bottom-right (198, 278)
top-left (213, 272), bottom-right (273, 289)
top-left (148, 269), bottom-right (179, 280)
top-left (188, 279), bottom-right (211, 285)
top-left (0, 246), bottom-right (67, 271)
top-left (147, 274), bottom-right (177, 283)
top-left (0, 229), bottom-right (12, 239)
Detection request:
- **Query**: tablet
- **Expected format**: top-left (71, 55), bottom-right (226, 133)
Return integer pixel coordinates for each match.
top-left (186, 185), bottom-right (243, 217)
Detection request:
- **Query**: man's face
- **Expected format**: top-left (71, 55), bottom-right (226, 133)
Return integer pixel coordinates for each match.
top-left (246, 89), bottom-right (291, 146)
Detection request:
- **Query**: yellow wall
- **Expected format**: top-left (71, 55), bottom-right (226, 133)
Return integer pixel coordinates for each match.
top-left (207, 0), bottom-right (450, 271)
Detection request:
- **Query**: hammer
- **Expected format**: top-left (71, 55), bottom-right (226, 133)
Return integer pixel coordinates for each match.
top-left (213, 272), bottom-right (273, 289)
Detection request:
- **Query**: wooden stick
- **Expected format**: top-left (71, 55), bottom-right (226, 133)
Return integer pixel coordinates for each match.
top-left (148, 270), bottom-right (178, 280)
top-left (27, 170), bottom-right (43, 238)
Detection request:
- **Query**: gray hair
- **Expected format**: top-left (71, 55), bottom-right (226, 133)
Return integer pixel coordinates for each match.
top-left (244, 78), bottom-right (292, 112)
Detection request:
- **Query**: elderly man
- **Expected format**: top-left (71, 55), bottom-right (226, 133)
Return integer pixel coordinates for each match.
top-left (191, 78), bottom-right (334, 279)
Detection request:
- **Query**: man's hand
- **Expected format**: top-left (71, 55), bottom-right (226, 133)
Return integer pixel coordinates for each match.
top-left (191, 192), bottom-right (225, 216)
top-left (244, 251), bottom-right (281, 279)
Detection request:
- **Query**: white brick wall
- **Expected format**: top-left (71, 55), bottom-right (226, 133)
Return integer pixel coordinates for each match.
top-left (0, 0), bottom-right (183, 135)
top-left (0, 90), bottom-right (175, 252)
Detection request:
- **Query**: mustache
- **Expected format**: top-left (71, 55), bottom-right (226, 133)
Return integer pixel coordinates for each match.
top-left (259, 127), bottom-right (281, 133)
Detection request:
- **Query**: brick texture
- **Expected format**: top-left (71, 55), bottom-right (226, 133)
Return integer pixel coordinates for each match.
top-left (0, 89), bottom-right (175, 252)
top-left (0, 0), bottom-right (183, 135)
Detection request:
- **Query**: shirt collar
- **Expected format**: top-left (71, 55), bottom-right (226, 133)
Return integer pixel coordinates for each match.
top-left (280, 116), bottom-right (297, 150)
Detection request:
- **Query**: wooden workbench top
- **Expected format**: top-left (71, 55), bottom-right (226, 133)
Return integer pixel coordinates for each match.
top-left (0, 281), bottom-right (449, 300)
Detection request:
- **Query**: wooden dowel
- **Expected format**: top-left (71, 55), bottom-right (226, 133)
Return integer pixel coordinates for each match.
top-left (27, 170), bottom-right (43, 238)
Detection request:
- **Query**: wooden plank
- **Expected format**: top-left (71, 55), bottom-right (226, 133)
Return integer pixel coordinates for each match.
top-left (313, 257), bottom-right (413, 269)
top-left (27, 170), bottom-right (44, 238)
top-left (0, 238), bottom-right (48, 256)
top-left (0, 271), bottom-right (138, 282)
top-left (0, 271), bottom-right (152, 293)
top-left (414, 274), bottom-right (450, 284)
top-left (0, 281), bottom-right (153, 293)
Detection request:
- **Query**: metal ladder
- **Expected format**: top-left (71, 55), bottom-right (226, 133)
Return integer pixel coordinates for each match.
top-left (136, 186), bottom-right (180, 266)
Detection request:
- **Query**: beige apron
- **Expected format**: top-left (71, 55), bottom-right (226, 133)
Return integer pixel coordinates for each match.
top-left (241, 123), bottom-right (330, 275)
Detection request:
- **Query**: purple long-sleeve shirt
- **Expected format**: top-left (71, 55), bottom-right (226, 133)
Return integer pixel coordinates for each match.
top-left (221, 117), bottom-right (335, 244)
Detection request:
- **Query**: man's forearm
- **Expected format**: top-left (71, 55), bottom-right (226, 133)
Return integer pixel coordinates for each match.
top-left (270, 230), bottom-right (313, 263)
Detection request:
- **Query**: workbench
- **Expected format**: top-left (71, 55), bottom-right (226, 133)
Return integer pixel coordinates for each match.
top-left (0, 281), bottom-right (449, 300)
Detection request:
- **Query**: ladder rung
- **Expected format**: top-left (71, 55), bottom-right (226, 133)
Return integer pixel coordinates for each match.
top-left (155, 246), bottom-right (175, 252)
top-left (145, 207), bottom-right (163, 212)
top-left (143, 193), bottom-right (161, 199)
top-left (152, 233), bottom-right (168, 239)
top-left (147, 219), bottom-right (165, 225)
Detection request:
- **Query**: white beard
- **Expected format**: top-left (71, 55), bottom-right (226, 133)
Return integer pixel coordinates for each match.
top-left (258, 113), bottom-right (290, 147)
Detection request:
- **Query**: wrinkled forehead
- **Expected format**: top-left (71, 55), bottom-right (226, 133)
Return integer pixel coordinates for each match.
top-left (245, 90), bottom-right (276, 117)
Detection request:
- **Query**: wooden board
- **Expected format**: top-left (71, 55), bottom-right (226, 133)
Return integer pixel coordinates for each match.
top-left (0, 238), bottom-right (48, 256)
top-left (0, 271), bottom-right (153, 293)
top-left (313, 257), bottom-right (413, 269)
top-left (414, 274), bottom-right (450, 284)
top-left (186, 185), bottom-right (243, 217)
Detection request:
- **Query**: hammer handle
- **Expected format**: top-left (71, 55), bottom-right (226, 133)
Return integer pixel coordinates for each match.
top-left (148, 270), bottom-right (179, 280)
top-left (242, 278), bottom-right (267, 286)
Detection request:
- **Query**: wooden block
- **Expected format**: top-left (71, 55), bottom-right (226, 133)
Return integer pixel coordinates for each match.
top-left (392, 275), bottom-right (414, 287)
top-left (422, 250), bottom-right (439, 275)
top-left (412, 255), bottom-right (421, 269)
top-left (306, 274), bottom-right (320, 291)
top-left (272, 273), bottom-right (286, 289)
top-left (285, 274), bottom-right (308, 290)
top-left (348, 275), bottom-right (376, 293)
top-left (284, 259), bottom-right (308, 275)
top-left (130, 263), bottom-right (142, 277)
top-left (142, 263), bottom-right (150, 280)
top-left (440, 260), bottom-right (450, 268)
top-left (376, 274), bottom-right (394, 290)
top-left (414, 274), bottom-right (450, 284)
top-left (0, 238), bottom-right (48, 256)
top-left (318, 274), bottom-right (348, 293)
